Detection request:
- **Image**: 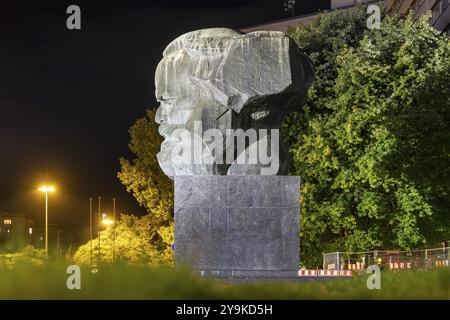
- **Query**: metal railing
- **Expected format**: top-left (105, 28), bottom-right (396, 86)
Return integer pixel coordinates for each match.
top-left (323, 246), bottom-right (449, 271)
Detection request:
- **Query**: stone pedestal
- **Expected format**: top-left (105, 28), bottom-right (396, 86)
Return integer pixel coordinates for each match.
top-left (174, 176), bottom-right (300, 278)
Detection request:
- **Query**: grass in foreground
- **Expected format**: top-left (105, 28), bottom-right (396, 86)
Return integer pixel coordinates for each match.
top-left (0, 263), bottom-right (448, 299)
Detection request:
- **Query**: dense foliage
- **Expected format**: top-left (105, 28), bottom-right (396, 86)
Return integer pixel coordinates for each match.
top-left (117, 109), bottom-right (174, 262)
top-left (0, 246), bottom-right (47, 267)
top-left (118, 109), bottom-right (173, 222)
top-left (73, 213), bottom-right (173, 265)
top-left (284, 8), bottom-right (450, 267)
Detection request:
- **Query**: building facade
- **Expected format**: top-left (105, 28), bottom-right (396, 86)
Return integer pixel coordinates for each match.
top-left (242, 0), bottom-right (449, 34)
top-left (387, 0), bottom-right (450, 34)
top-left (32, 224), bottom-right (64, 253)
top-left (241, 0), bottom-right (380, 33)
top-left (0, 213), bottom-right (34, 251)
top-left (0, 213), bottom-right (63, 253)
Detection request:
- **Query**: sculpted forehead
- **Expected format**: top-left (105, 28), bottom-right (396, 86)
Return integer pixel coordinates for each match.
top-left (162, 28), bottom-right (289, 56)
top-left (162, 28), bottom-right (242, 56)
top-left (156, 47), bottom-right (219, 84)
top-left (156, 28), bottom-right (296, 112)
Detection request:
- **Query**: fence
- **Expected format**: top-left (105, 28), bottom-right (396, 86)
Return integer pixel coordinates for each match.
top-left (323, 246), bottom-right (449, 271)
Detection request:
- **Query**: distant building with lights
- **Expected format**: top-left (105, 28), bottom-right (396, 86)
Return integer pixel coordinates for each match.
top-left (0, 212), bottom-right (63, 253)
top-left (0, 213), bottom-right (34, 251)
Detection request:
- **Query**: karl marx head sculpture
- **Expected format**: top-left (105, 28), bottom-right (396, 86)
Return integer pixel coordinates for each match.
top-left (155, 28), bottom-right (313, 178)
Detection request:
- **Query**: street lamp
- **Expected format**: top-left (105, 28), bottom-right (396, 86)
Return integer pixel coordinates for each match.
top-left (112, 198), bottom-right (116, 263)
top-left (38, 185), bottom-right (55, 253)
top-left (101, 213), bottom-right (113, 226)
top-left (89, 198), bottom-right (93, 267)
top-left (101, 213), bottom-right (115, 262)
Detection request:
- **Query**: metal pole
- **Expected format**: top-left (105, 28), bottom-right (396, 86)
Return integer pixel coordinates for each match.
top-left (45, 191), bottom-right (48, 254)
top-left (336, 251), bottom-right (340, 270)
top-left (89, 198), bottom-right (93, 267)
top-left (113, 198), bottom-right (116, 262)
top-left (98, 196), bottom-right (101, 263)
top-left (322, 253), bottom-right (325, 270)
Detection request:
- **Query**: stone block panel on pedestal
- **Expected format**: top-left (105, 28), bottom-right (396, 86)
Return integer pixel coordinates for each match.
top-left (174, 175), bottom-right (300, 277)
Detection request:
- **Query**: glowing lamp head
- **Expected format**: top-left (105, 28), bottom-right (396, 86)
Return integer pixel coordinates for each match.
top-left (102, 218), bottom-right (113, 226)
top-left (39, 186), bottom-right (56, 193)
top-left (102, 213), bottom-right (113, 226)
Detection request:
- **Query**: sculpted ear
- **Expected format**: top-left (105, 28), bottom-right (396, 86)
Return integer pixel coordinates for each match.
top-left (287, 39), bottom-right (315, 109)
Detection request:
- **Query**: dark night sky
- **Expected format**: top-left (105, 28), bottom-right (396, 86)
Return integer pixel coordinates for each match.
top-left (0, 0), bottom-right (329, 244)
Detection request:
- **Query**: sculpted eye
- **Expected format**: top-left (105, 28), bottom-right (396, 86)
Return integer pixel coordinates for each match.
top-left (158, 96), bottom-right (175, 103)
top-left (250, 110), bottom-right (270, 120)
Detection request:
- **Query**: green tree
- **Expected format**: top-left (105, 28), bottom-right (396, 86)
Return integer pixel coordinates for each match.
top-left (284, 9), bottom-right (450, 267)
top-left (118, 109), bottom-right (173, 222)
top-left (73, 214), bottom-right (173, 265)
top-left (116, 109), bottom-right (174, 263)
top-left (284, 6), bottom-right (369, 147)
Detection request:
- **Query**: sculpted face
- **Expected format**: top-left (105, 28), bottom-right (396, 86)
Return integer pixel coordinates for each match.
top-left (155, 28), bottom-right (313, 178)
top-left (155, 47), bottom-right (207, 177)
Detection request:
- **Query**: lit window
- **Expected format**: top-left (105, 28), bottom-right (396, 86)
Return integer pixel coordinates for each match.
top-left (3, 219), bottom-right (12, 225)
top-left (29, 227), bottom-right (33, 235)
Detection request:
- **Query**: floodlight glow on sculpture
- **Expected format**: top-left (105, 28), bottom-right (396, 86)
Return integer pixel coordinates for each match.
top-left (155, 28), bottom-right (314, 178)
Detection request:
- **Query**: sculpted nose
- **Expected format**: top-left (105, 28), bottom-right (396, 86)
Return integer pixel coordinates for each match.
top-left (155, 106), bottom-right (166, 124)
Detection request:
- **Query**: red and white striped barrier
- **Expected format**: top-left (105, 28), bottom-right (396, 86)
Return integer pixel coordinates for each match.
top-left (347, 262), bottom-right (365, 270)
top-left (435, 260), bottom-right (449, 267)
top-left (319, 270), bottom-right (338, 276)
top-left (318, 270), bottom-right (352, 277)
top-left (298, 270), bottom-right (317, 276)
top-left (298, 270), bottom-right (352, 277)
top-left (389, 262), bottom-right (412, 269)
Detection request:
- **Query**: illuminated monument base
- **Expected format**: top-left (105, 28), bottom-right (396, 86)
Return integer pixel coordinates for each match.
top-left (174, 175), bottom-right (300, 278)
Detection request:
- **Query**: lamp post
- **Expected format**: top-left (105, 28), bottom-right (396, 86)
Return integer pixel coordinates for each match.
top-left (98, 196), bottom-right (101, 263)
top-left (101, 213), bottom-right (114, 262)
top-left (112, 198), bottom-right (116, 262)
top-left (38, 185), bottom-right (55, 254)
top-left (89, 198), bottom-right (93, 267)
